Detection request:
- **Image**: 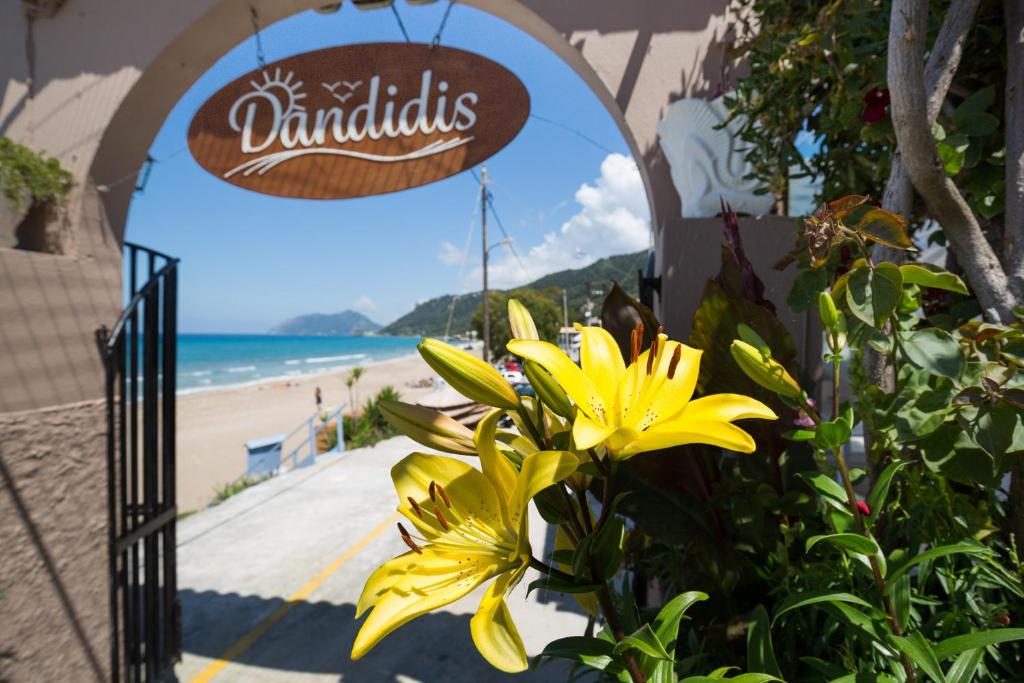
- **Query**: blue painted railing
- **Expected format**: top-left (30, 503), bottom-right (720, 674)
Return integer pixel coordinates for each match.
top-left (281, 405), bottom-right (346, 471)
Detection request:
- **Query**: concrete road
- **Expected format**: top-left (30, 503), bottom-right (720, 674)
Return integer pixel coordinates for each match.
top-left (175, 436), bottom-right (589, 682)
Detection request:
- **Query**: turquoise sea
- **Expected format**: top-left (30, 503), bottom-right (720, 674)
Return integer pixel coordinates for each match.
top-left (177, 334), bottom-right (420, 393)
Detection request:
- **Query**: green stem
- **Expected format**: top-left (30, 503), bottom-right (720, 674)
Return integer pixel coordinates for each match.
top-left (803, 365), bottom-right (917, 682)
top-left (528, 556), bottom-right (577, 583)
top-left (595, 459), bottom-right (618, 531)
top-left (515, 403), bottom-right (548, 449)
top-left (592, 564), bottom-right (646, 683)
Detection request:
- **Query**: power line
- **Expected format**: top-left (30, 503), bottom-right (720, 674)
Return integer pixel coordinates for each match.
top-left (468, 168), bottom-right (528, 276)
top-left (529, 113), bottom-right (617, 156)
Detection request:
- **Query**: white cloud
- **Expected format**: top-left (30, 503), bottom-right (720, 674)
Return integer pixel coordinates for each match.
top-left (353, 295), bottom-right (376, 313)
top-left (466, 153), bottom-right (650, 289)
top-left (437, 240), bottom-right (466, 266)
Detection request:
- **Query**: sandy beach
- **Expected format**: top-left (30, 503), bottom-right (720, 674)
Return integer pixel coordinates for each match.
top-left (176, 352), bottom-right (438, 512)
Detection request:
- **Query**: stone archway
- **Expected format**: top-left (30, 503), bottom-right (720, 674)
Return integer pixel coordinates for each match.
top-left (0, 4), bottom-right (739, 680)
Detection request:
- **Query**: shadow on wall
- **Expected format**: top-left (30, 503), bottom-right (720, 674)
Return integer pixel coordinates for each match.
top-left (0, 456), bottom-right (107, 683)
top-left (179, 589), bottom-right (576, 681)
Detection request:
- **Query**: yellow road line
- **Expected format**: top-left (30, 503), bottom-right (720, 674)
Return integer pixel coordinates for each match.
top-left (190, 512), bottom-right (400, 683)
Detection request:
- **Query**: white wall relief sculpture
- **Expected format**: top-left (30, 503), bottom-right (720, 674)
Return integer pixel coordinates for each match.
top-left (656, 96), bottom-right (774, 218)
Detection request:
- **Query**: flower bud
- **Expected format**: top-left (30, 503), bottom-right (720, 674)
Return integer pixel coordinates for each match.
top-left (523, 361), bottom-right (573, 419)
top-left (730, 339), bottom-right (802, 399)
top-left (508, 299), bottom-right (539, 340)
top-left (818, 290), bottom-right (847, 353)
top-left (818, 291), bottom-right (840, 332)
top-left (378, 400), bottom-right (478, 455)
top-left (737, 323), bottom-right (771, 354)
top-left (418, 338), bottom-right (520, 409)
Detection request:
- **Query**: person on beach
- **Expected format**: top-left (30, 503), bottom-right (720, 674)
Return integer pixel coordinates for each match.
top-left (315, 386), bottom-right (322, 412)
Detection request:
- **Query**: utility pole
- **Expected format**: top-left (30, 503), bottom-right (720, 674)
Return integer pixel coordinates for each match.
top-left (480, 166), bottom-right (490, 363)
top-left (562, 288), bottom-right (569, 329)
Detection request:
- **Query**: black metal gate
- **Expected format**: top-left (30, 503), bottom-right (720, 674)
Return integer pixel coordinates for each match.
top-left (98, 243), bottom-right (181, 682)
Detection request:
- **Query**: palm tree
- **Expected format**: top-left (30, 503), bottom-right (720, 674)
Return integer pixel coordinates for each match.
top-left (345, 366), bottom-right (364, 410)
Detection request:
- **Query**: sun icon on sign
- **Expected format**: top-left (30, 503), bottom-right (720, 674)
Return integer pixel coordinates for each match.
top-left (250, 68), bottom-right (307, 117)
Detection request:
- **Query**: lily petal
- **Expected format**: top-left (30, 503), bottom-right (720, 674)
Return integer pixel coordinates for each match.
top-left (508, 450), bottom-right (578, 556)
top-left (507, 339), bottom-right (606, 422)
top-left (474, 409), bottom-right (519, 520)
top-left (576, 325), bottom-right (625, 409)
top-left (470, 570), bottom-right (528, 673)
top-left (675, 393), bottom-right (777, 423)
top-left (392, 453), bottom-right (504, 540)
top-left (572, 412), bottom-right (614, 451)
top-left (352, 548), bottom-right (505, 659)
top-left (620, 418), bottom-right (758, 457)
top-left (622, 339), bottom-right (703, 429)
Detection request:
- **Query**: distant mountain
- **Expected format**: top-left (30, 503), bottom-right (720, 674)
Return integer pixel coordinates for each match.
top-left (269, 310), bottom-right (382, 336)
top-left (381, 251), bottom-right (648, 337)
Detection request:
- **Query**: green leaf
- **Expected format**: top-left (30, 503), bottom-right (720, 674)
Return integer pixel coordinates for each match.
top-left (615, 624), bottom-right (673, 661)
top-left (847, 264), bottom-right (903, 328)
top-left (954, 86), bottom-right (996, 116)
top-left (822, 602), bottom-right (893, 652)
top-left (527, 576), bottom-right (602, 595)
top-left (945, 649), bottom-right (984, 683)
top-left (682, 676), bottom-right (782, 683)
top-left (788, 267), bottom-right (831, 313)
top-left (531, 635), bottom-right (621, 673)
top-left (806, 533), bottom-right (881, 557)
top-left (857, 207), bottom-right (912, 249)
top-left (933, 628), bottom-right (1024, 661)
top-left (898, 264), bottom-right (969, 295)
top-left (891, 631), bottom-right (947, 683)
top-left (892, 574), bottom-right (911, 631)
top-left (937, 136), bottom-right (968, 176)
top-left (885, 542), bottom-right (993, 586)
top-left (815, 418), bottom-right (853, 450)
top-left (828, 675), bottom-right (899, 683)
top-left (654, 591), bottom-right (709, 649)
top-left (955, 111), bottom-right (999, 137)
top-left (798, 471), bottom-right (850, 513)
top-left (899, 328), bottom-right (965, 378)
top-left (746, 605), bottom-right (782, 678)
top-left (773, 589), bottom-right (874, 624)
top-left (866, 460), bottom-right (911, 523)
top-left (958, 402), bottom-right (1021, 458)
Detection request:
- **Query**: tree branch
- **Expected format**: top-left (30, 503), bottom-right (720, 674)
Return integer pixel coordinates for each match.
top-left (866, 0), bottom-right (983, 460)
top-left (887, 0), bottom-right (1017, 323)
top-left (1006, 0), bottom-right (1024, 299)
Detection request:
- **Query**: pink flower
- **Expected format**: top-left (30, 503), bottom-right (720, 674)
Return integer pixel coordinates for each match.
top-left (861, 87), bottom-right (890, 123)
top-left (855, 500), bottom-right (871, 516)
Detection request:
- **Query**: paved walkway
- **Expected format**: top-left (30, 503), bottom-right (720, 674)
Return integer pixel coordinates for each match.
top-left (175, 436), bottom-right (588, 682)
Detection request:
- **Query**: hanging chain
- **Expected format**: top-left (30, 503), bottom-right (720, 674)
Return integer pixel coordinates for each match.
top-left (431, 1), bottom-right (455, 48)
top-left (249, 6), bottom-right (267, 70)
top-left (390, 3), bottom-right (411, 43)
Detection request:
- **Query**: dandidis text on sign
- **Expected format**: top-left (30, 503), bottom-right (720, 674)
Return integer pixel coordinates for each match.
top-left (188, 43), bottom-right (531, 199)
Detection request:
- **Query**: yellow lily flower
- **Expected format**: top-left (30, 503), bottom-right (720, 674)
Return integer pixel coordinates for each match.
top-left (352, 410), bottom-right (577, 672)
top-left (507, 324), bottom-right (777, 459)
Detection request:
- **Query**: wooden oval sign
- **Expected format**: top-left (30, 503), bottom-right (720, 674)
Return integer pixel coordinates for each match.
top-left (187, 43), bottom-right (530, 199)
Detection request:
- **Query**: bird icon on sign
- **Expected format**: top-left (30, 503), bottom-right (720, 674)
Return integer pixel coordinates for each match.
top-left (321, 80), bottom-right (363, 103)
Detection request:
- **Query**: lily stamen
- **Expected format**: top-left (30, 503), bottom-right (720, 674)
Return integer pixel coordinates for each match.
top-left (435, 482), bottom-right (452, 508)
top-left (646, 337), bottom-right (659, 375)
top-left (630, 322), bottom-right (644, 364)
top-left (407, 496), bottom-right (423, 518)
top-left (397, 522), bottom-right (423, 555)
top-left (434, 504), bottom-right (450, 531)
top-left (667, 345), bottom-right (682, 379)
top-left (429, 481), bottom-right (437, 502)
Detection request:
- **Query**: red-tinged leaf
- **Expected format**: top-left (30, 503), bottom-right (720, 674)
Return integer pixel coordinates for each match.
top-left (857, 207), bottom-right (913, 249)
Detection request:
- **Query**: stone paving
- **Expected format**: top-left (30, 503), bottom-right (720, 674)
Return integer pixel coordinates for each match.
top-left (175, 436), bottom-right (587, 682)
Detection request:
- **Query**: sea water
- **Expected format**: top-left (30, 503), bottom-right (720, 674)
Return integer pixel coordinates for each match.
top-left (176, 334), bottom-right (420, 393)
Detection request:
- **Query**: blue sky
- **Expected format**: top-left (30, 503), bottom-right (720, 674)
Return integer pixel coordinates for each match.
top-left (126, 2), bottom-right (646, 333)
